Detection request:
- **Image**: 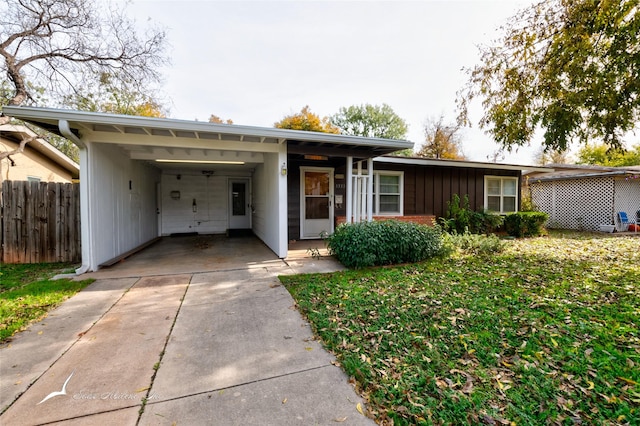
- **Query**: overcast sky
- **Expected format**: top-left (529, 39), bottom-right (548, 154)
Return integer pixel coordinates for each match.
top-left (127, 0), bottom-right (540, 164)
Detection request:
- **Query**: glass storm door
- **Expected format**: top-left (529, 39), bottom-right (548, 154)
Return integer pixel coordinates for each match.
top-left (229, 179), bottom-right (250, 229)
top-left (301, 168), bottom-right (333, 239)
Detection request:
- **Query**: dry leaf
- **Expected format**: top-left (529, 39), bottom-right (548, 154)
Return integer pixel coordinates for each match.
top-left (462, 380), bottom-right (474, 394)
top-left (333, 417), bottom-right (347, 422)
top-left (356, 403), bottom-right (364, 415)
top-left (618, 377), bottom-right (638, 386)
top-left (282, 398), bottom-right (287, 404)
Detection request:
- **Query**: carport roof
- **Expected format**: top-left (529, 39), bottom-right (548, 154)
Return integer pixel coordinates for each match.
top-left (2, 106), bottom-right (413, 156)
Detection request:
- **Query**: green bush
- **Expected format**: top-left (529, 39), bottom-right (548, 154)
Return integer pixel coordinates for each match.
top-left (439, 194), bottom-right (504, 234)
top-left (504, 211), bottom-right (549, 237)
top-left (326, 220), bottom-right (445, 268)
top-left (445, 232), bottom-right (505, 255)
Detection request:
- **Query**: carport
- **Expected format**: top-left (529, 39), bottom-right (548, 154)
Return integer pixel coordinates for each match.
top-left (4, 106), bottom-right (411, 273)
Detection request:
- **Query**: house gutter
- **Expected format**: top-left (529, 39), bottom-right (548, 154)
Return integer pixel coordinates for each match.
top-left (58, 120), bottom-right (92, 275)
top-left (58, 119), bottom-right (85, 149)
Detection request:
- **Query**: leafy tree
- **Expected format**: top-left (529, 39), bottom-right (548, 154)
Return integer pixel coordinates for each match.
top-left (209, 115), bottom-right (233, 125)
top-left (330, 103), bottom-right (408, 140)
top-left (416, 115), bottom-right (465, 160)
top-left (0, 0), bottom-right (167, 159)
top-left (576, 143), bottom-right (640, 166)
top-left (390, 148), bottom-right (415, 157)
top-left (458, 0), bottom-right (640, 153)
top-left (534, 147), bottom-right (571, 165)
top-left (274, 105), bottom-right (339, 133)
top-left (65, 73), bottom-right (166, 118)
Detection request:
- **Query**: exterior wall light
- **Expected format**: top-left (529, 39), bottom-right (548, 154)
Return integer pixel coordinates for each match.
top-left (281, 163), bottom-right (287, 176)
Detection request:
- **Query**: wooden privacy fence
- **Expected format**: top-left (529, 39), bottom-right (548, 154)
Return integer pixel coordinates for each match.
top-left (1, 181), bottom-right (80, 263)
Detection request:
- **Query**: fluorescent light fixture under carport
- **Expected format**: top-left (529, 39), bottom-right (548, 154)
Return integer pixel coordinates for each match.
top-left (155, 159), bottom-right (245, 165)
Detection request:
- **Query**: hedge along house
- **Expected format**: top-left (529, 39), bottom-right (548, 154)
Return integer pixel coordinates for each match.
top-left (4, 106), bottom-right (413, 272)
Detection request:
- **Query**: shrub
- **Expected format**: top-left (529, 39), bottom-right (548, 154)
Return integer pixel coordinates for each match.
top-left (445, 232), bottom-right (505, 256)
top-left (439, 194), bottom-right (472, 234)
top-left (439, 194), bottom-right (504, 234)
top-left (326, 220), bottom-right (445, 268)
top-left (504, 211), bottom-right (549, 237)
top-left (469, 209), bottom-right (504, 234)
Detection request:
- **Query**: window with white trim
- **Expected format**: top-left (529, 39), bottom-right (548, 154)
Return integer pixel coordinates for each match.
top-left (27, 176), bottom-right (41, 182)
top-left (373, 171), bottom-right (403, 215)
top-left (484, 176), bottom-right (518, 214)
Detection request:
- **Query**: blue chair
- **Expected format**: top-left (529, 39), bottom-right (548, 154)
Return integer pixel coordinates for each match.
top-left (615, 211), bottom-right (637, 232)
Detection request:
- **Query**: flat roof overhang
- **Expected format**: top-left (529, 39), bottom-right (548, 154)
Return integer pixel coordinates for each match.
top-left (376, 155), bottom-right (553, 173)
top-left (2, 106), bottom-right (414, 163)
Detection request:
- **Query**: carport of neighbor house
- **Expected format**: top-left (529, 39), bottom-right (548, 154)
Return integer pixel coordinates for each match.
top-left (81, 234), bottom-right (341, 280)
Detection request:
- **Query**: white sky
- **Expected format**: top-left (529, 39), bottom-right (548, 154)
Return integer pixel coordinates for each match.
top-left (127, 0), bottom-right (541, 164)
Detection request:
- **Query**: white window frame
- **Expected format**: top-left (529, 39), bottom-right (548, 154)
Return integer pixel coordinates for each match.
top-left (373, 171), bottom-right (404, 215)
top-left (484, 176), bottom-right (518, 214)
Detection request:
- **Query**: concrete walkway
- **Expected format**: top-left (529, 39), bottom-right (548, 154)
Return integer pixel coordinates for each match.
top-left (0, 236), bottom-right (373, 425)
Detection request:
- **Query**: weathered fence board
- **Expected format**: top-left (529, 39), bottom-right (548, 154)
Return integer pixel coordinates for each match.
top-left (1, 181), bottom-right (80, 263)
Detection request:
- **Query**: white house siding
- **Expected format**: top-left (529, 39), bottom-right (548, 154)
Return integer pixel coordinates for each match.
top-left (159, 171), bottom-right (251, 235)
top-left (87, 142), bottom-right (160, 269)
top-left (252, 150), bottom-right (288, 258)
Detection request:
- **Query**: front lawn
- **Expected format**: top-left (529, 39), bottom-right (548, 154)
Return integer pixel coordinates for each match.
top-left (0, 263), bottom-right (94, 343)
top-left (280, 232), bottom-right (640, 425)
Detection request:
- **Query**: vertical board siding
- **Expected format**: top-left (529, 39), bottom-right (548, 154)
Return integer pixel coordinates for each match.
top-left (375, 163), bottom-right (521, 219)
top-left (1, 180), bottom-right (80, 263)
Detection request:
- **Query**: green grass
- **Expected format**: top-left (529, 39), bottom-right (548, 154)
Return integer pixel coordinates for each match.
top-left (0, 263), bottom-right (94, 343)
top-left (280, 231), bottom-right (640, 425)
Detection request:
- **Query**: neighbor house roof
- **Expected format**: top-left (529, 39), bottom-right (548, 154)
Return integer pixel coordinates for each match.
top-left (2, 106), bottom-right (413, 157)
top-left (0, 124), bottom-right (80, 178)
top-left (526, 163), bottom-right (640, 182)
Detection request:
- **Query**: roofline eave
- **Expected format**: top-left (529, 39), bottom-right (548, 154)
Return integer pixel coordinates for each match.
top-left (2, 106), bottom-right (414, 151)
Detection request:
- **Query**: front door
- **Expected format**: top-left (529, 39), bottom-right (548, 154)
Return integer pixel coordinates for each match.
top-left (300, 167), bottom-right (334, 239)
top-left (229, 179), bottom-right (251, 229)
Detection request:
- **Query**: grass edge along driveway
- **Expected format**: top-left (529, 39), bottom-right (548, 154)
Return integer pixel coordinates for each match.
top-left (281, 232), bottom-right (640, 425)
top-left (0, 263), bottom-right (94, 343)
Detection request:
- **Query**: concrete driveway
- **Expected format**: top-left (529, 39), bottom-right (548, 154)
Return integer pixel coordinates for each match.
top-left (0, 236), bottom-right (374, 425)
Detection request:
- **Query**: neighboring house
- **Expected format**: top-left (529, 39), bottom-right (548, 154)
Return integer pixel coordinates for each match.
top-left (0, 124), bottom-right (79, 184)
top-left (526, 164), bottom-right (640, 231)
top-left (3, 106), bottom-right (546, 273)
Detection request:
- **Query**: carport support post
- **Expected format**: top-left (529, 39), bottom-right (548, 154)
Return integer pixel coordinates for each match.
top-left (367, 157), bottom-right (373, 222)
top-left (346, 156), bottom-right (353, 224)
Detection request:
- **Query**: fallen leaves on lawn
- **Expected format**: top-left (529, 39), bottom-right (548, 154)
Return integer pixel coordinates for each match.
top-left (281, 232), bottom-right (640, 425)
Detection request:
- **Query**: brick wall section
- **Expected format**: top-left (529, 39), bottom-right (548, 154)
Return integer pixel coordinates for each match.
top-left (336, 215), bottom-right (437, 226)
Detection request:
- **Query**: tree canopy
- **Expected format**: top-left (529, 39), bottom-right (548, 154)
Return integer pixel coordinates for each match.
top-left (416, 115), bottom-right (465, 160)
top-left (0, 0), bottom-right (168, 159)
top-left (274, 106), bottom-right (340, 133)
top-left (65, 73), bottom-right (166, 118)
top-left (458, 0), bottom-right (640, 153)
top-left (576, 143), bottom-right (640, 166)
top-left (330, 103), bottom-right (408, 140)
top-left (209, 115), bottom-right (234, 125)
top-left (533, 147), bottom-right (572, 165)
